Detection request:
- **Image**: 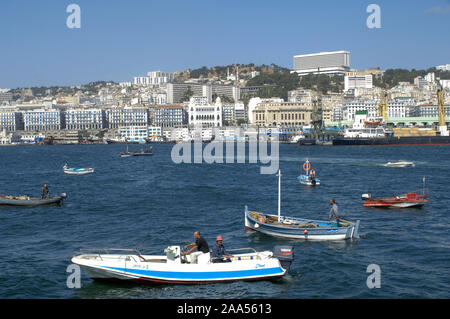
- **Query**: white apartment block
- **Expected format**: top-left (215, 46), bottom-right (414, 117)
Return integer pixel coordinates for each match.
top-left (188, 96), bottom-right (223, 128)
top-left (106, 108), bottom-right (148, 128)
top-left (344, 73), bottom-right (373, 91)
top-left (65, 108), bottom-right (106, 130)
top-left (133, 71), bottom-right (174, 86)
top-left (0, 112), bottom-right (23, 131)
top-left (24, 109), bottom-right (65, 131)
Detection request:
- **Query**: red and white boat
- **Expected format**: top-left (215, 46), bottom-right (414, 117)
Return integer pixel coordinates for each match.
top-left (362, 192), bottom-right (429, 208)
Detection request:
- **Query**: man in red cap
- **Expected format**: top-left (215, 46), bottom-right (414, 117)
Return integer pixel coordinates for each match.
top-left (211, 235), bottom-right (232, 263)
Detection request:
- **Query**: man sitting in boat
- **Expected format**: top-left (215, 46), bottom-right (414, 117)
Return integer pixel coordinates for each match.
top-left (183, 231), bottom-right (210, 263)
top-left (310, 168), bottom-right (316, 179)
top-left (41, 184), bottom-right (50, 199)
top-left (329, 199), bottom-right (339, 227)
top-left (211, 235), bottom-right (232, 263)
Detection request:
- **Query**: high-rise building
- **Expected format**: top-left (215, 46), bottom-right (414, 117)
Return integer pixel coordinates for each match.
top-left (293, 51), bottom-right (350, 76)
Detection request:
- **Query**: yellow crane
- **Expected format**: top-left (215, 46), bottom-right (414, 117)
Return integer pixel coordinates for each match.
top-left (378, 91), bottom-right (388, 122)
top-left (437, 87), bottom-right (448, 136)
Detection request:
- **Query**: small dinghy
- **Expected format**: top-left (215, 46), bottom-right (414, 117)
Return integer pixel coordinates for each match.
top-left (0, 193), bottom-right (67, 206)
top-left (71, 245), bottom-right (294, 285)
top-left (297, 160), bottom-right (320, 186)
top-left (246, 170), bottom-right (360, 240)
top-left (384, 161), bottom-right (414, 167)
top-left (132, 146), bottom-right (153, 156)
top-left (63, 164), bottom-right (94, 175)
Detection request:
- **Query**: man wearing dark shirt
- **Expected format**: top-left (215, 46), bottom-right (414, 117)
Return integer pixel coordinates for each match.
top-left (183, 231), bottom-right (210, 255)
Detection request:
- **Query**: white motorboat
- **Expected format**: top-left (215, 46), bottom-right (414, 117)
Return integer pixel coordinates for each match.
top-left (384, 161), bottom-right (414, 167)
top-left (63, 164), bottom-right (94, 175)
top-left (71, 245), bottom-right (294, 285)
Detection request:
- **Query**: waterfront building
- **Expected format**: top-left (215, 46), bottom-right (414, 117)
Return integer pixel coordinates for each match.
top-left (0, 112), bottom-right (24, 131)
top-left (188, 96), bottom-right (223, 128)
top-left (148, 126), bottom-right (162, 140)
top-left (0, 129), bottom-right (20, 144)
top-left (118, 126), bottom-right (148, 143)
top-left (234, 101), bottom-right (246, 122)
top-left (106, 108), bottom-right (148, 128)
top-left (23, 109), bottom-right (65, 131)
top-left (252, 101), bottom-right (313, 127)
top-left (293, 51), bottom-right (350, 76)
top-left (153, 105), bottom-right (187, 128)
top-left (415, 104), bottom-right (450, 118)
top-left (344, 73), bottom-right (373, 91)
top-left (222, 104), bottom-right (235, 125)
top-left (65, 108), bottom-right (106, 130)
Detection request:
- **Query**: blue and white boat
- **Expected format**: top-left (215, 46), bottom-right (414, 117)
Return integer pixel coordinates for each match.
top-left (63, 164), bottom-right (94, 175)
top-left (297, 160), bottom-right (320, 186)
top-left (71, 245), bottom-right (294, 285)
top-left (245, 170), bottom-right (360, 241)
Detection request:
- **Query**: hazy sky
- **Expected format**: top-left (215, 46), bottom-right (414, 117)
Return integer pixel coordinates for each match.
top-left (1, 0), bottom-right (449, 88)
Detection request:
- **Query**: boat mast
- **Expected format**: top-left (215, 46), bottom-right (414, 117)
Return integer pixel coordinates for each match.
top-left (277, 169), bottom-right (281, 222)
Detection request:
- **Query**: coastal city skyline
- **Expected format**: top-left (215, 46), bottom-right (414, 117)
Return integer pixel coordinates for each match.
top-left (1, 0), bottom-right (450, 88)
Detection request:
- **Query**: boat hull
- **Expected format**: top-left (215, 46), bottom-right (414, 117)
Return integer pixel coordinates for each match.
top-left (72, 252), bottom-right (286, 285)
top-left (244, 207), bottom-right (359, 241)
top-left (63, 168), bottom-right (94, 175)
top-left (0, 195), bottom-right (65, 206)
top-left (297, 175), bottom-right (320, 186)
top-left (333, 136), bottom-right (450, 146)
top-left (363, 192), bottom-right (429, 209)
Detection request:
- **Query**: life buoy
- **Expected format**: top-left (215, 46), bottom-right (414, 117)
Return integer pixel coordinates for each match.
top-left (303, 162), bottom-right (311, 171)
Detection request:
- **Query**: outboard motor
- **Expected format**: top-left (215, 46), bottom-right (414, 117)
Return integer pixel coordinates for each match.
top-left (273, 245), bottom-right (294, 271)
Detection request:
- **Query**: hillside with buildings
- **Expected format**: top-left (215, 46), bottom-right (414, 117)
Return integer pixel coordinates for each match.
top-left (1, 52), bottom-right (449, 145)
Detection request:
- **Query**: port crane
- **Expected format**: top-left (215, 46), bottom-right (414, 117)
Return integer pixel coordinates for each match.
top-left (437, 86), bottom-right (449, 136)
top-left (378, 90), bottom-right (388, 122)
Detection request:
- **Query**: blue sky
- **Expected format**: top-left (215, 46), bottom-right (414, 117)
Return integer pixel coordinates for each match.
top-left (0, 0), bottom-right (449, 88)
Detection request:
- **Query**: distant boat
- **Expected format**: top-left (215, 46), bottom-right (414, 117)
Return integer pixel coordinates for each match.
top-left (132, 146), bottom-right (153, 156)
top-left (119, 144), bottom-right (132, 158)
top-left (63, 164), bottom-right (94, 175)
top-left (297, 160), bottom-right (320, 186)
top-left (384, 161), bottom-right (414, 167)
top-left (245, 170), bottom-right (360, 240)
top-left (0, 193), bottom-right (67, 206)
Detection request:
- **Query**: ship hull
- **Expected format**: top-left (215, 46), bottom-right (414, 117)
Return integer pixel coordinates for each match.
top-left (332, 136), bottom-right (450, 146)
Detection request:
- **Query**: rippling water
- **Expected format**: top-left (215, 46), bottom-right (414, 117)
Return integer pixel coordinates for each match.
top-left (0, 144), bottom-right (449, 298)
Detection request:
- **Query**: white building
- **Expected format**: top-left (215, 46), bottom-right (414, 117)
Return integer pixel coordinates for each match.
top-left (344, 73), bottom-right (373, 91)
top-left (436, 64), bottom-right (450, 71)
top-left (106, 108), bottom-right (148, 128)
top-left (0, 112), bottom-right (23, 131)
top-left (293, 51), bottom-right (350, 76)
top-left (23, 109), bottom-right (65, 131)
top-left (118, 126), bottom-right (148, 143)
top-left (188, 96), bottom-right (223, 127)
top-left (133, 71), bottom-right (174, 86)
top-left (65, 108), bottom-right (106, 130)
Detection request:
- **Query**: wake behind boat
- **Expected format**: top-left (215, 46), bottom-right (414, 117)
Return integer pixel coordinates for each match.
top-left (0, 193), bottom-right (67, 206)
top-left (71, 245), bottom-right (294, 285)
top-left (245, 170), bottom-right (360, 240)
top-left (63, 164), bottom-right (94, 175)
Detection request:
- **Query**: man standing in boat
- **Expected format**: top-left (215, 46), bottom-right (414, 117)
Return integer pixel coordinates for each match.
top-left (329, 199), bottom-right (339, 227)
top-left (41, 184), bottom-right (50, 199)
top-left (183, 231), bottom-right (210, 262)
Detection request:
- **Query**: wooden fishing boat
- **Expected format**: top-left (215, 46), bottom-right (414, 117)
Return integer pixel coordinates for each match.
top-left (362, 192), bottom-right (429, 208)
top-left (132, 146), bottom-right (153, 156)
top-left (0, 193), bottom-right (67, 206)
top-left (63, 164), bottom-right (94, 175)
top-left (245, 170), bottom-right (360, 240)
